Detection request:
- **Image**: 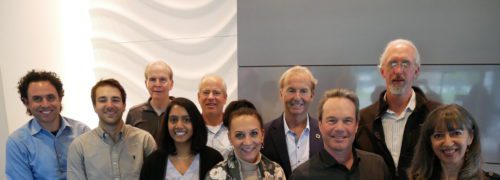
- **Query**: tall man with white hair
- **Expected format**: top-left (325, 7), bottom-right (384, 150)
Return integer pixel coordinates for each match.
top-left (197, 75), bottom-right (231, 159)
top-left (355, 39), bottom-right (441, 179)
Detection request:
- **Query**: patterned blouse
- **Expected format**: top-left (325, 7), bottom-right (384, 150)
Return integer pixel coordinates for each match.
top-left (205, 151), bottom-right (286, 180)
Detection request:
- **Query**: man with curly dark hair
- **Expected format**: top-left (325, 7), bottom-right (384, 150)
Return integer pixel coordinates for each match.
top-left (6, 70), bottom-right (90, 180)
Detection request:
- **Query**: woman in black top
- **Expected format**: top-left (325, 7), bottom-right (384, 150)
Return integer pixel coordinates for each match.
top-left (140, 97), bottom-right (223, 180)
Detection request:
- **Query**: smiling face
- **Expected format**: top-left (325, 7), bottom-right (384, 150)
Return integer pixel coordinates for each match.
top-left (280, 73), bottom-right (314, 117)
top-left (145, 63), bottom-right (173, 100)
top-left (167, 105), bottom-right (194, 145)
top-left (229, 114), bottom-right (264, 163)
top-left (380, 43), bottom-right (420, 96)
top-left (25, 81), bottom-right (62, 127)
top-left (319, 97), bottom-right (358, 154)
top-left (431, 127), bottom-right (473, 167)
top-left (93, 85), bottom-right (125, 126)
top-left (197, 77), bottom-right (227, 117)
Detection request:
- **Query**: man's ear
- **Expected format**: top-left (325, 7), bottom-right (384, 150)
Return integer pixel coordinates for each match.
top-left (379, 67), bottom-right (385, 77)
top-left (168, 79), bottom-right (174, 91)
top-left (279, 88), bottom-right (285, 101)
top-left (21, 97), bottom-right (28, 105)
top-left (414, 66), bottom-right (420, 80)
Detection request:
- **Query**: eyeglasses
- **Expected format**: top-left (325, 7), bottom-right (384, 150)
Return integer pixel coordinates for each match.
top-left (386, 60), bottom-right (413, 70)
top-left (200, 89), bottom-right (224, 97)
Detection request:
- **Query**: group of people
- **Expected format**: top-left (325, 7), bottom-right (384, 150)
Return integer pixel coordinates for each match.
top-left (5, 39), bottom-right (496, 180)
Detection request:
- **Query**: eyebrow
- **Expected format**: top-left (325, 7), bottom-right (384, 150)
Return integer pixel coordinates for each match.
top-left (235, 128), bottom-right (259, 132)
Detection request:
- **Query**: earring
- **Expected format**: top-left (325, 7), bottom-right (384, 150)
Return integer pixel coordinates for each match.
top-left (465, 145), bottom-right (471, 161)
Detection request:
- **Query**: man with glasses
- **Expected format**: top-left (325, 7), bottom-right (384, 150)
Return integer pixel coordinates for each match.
top-left (262, 66), bottom-right (323, 178)
top-left (126, 61), bottom-right (174, 141)
top-left (355, 39), bottom-right (440, 179)
top-left (197, 75), bottom-right (231, 159)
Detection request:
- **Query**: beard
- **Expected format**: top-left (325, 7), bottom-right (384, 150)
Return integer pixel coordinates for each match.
top-left (389, 83), bottom-right (407, 95)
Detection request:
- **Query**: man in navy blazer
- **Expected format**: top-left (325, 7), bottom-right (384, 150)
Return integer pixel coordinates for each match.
top-left (262, 66), bottom-right (323, 178)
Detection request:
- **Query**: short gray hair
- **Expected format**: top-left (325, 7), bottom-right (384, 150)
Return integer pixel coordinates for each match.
top-left (198, 74), bottom-right (227, 94)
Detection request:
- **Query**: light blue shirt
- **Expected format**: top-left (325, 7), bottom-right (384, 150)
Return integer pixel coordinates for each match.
top-left (6, 116), bottom-right (90, 180)
top-left (206, 123), bottom-right (232, 160)
top-left (283, 114), bottom-right (310, 171)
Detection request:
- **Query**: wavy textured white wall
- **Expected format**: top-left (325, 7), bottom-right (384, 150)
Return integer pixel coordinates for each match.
top-left (89, 0), bottom-right (238, 114)
top-left (1, 0), bottom-right (236, 175)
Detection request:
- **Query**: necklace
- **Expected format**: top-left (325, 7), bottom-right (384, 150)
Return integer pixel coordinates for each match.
top-left (172, 154), bottom-right (193, 160)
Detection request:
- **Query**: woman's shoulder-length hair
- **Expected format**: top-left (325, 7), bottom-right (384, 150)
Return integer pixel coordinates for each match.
top-left (408, 104), bottom-right (483, 180)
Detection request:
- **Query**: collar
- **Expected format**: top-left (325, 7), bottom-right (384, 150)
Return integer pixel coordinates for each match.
top-left (206, 122), bottom-right (225, 134)
top-left (283, 113), bottom-right (311, 134)
top-left (30, 116), bottom-right (70, 136)
top-left (319, 148), bottom-right (361, 171)
top-left (236, 151), bottom-right (262, 168)
top-left (143, 96), bottom-right (175, 112)
top-left (384, 89), bottom-right (416, 115)
top-left (96, 123), bottom-right (126, 141)
top-left (141, 98), bottom-right (155, 112)
top-left (377, 87), bottom-right (427, 117)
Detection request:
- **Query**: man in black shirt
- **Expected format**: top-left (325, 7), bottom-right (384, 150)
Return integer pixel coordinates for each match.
top-left (291, 88), bottom-right (389, 180)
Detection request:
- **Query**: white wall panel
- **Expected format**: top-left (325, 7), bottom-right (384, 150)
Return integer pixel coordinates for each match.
top-left (0, 0), bottom-right (237, 131)
top-left (88, 0), bottom-right (238, 114)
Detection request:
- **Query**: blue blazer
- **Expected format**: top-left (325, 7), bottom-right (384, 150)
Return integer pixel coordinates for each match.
top-left (261, 114), bottom-right (323, 178)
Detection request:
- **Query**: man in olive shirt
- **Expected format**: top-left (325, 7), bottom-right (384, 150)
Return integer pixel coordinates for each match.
top-left (126, 61), bottom-right (174, 141)
top-left (68, 79), bottom-right (156, 180)
top-left (291, 89), bottom-right (389, 180)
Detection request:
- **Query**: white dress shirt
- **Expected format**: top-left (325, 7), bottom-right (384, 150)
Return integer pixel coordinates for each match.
top-left (382, 90), bottom-right (416, 168)
top-left (283, 115), bottom-right (310, 171)
top-left (206, 123), bottom-right (232, 160)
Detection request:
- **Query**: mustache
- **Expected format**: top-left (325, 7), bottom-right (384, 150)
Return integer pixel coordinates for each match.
top-left (392, 75), bottom-right (406, 81)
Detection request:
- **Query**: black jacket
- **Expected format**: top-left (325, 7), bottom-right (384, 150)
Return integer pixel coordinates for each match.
top-left (140, 146), bottom-right (223, 180)
top-left (355, 87), bottom-right (441, 180)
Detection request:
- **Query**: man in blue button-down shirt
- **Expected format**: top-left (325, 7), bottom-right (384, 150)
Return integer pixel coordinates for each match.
top-left (6, 70), bottom-right (90, 180)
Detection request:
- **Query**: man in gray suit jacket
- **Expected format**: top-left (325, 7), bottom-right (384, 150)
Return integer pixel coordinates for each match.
top-left (262, 66), bottom-right (323, 178)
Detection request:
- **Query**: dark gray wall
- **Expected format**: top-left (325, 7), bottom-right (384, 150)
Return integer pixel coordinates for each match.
top-left (237, 0), bottom-right (500, 165)
top-left (238, 0), bottom-right (500, 66)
